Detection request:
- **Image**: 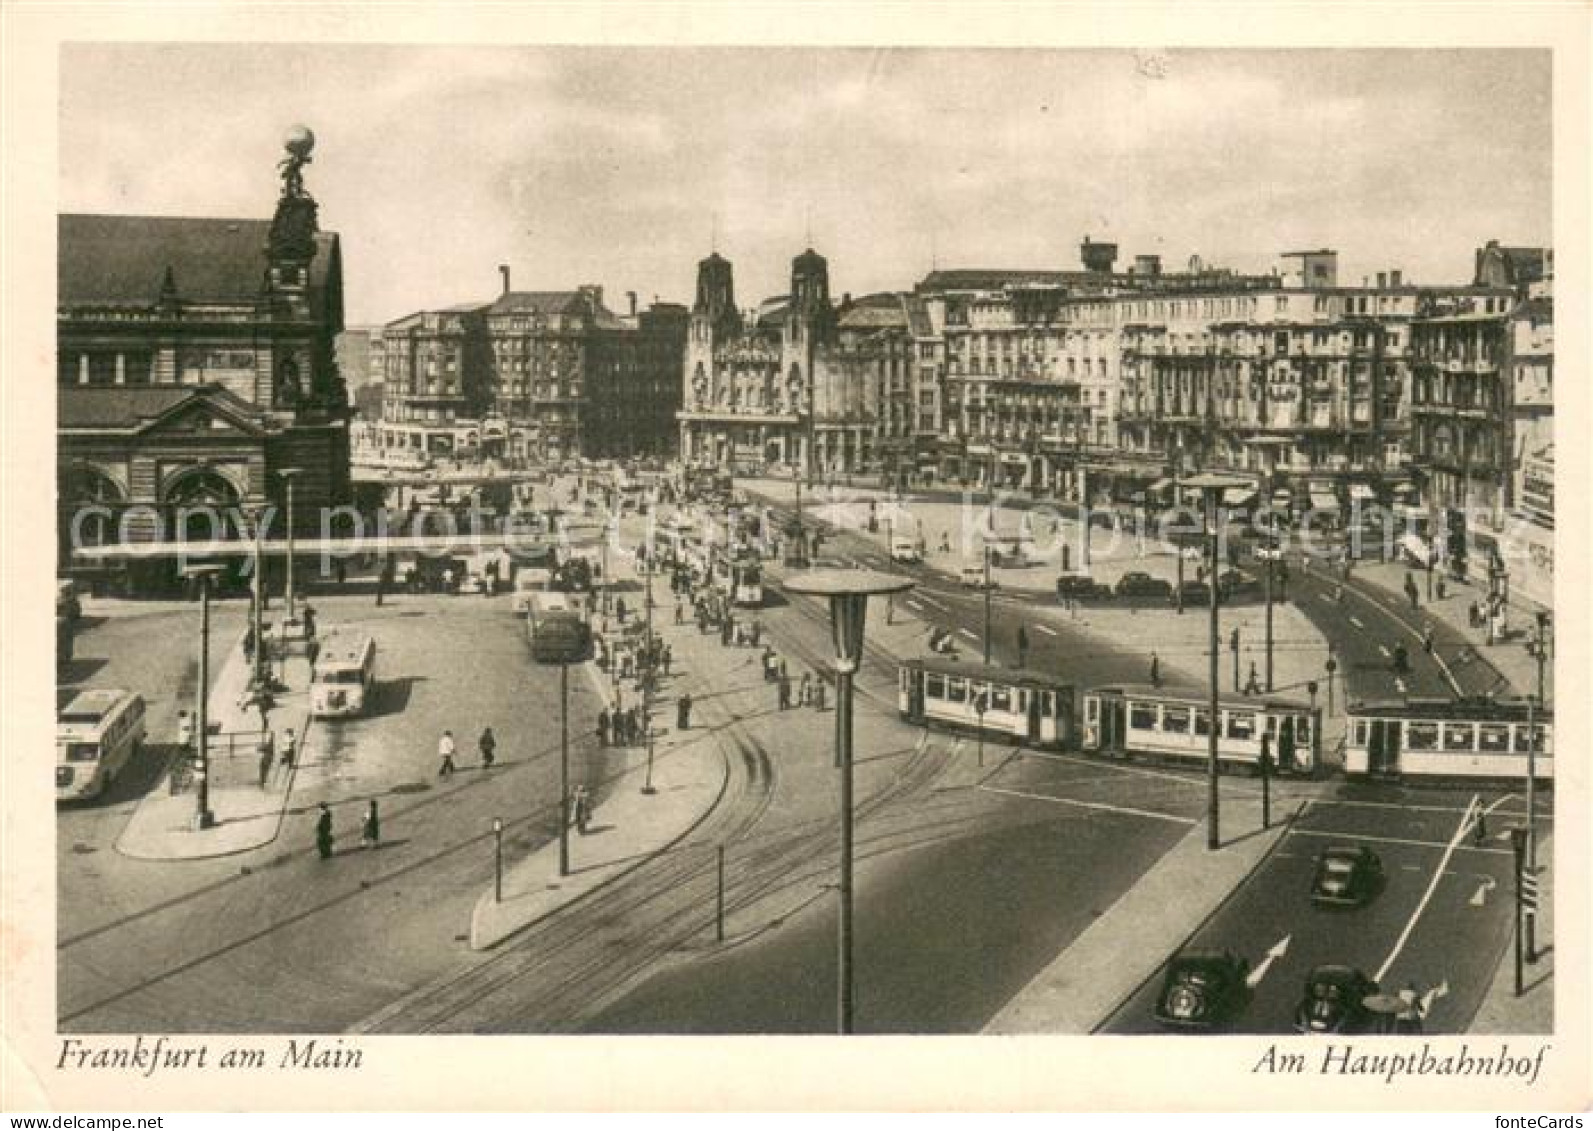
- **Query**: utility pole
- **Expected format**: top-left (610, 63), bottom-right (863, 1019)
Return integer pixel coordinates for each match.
top-left (1174, 441), bottom-right (1185, 614)
top-left (982, 542), bottom-right (993, 667)
top-left (642, 544), bottom-right (657, 795)
top-left (1265, 546), bottom-right (1276, 693)
top-left (279, 468), bottom-right (302, 623)
top-left (1527, 610), bottom-right (1549, 870)
top-left (187, 564), bottom-right (225, 830)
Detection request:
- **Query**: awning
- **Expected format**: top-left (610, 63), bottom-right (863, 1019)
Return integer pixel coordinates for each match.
top-left (1000, 452), bottom-right (1029, 465)
top-left (1349, 483), bottom-right (1376, 501)
top-left (1222, 488), bottom-right (1257, 506)
top-left (966, 445), bottom-right (994, 456)
top-left (1272, 489), bottom-right (1294, 504)
top-left (1148, 478), bottom-right (1173, 493)
top-left (1309, 491), bottom-right (1340, 511)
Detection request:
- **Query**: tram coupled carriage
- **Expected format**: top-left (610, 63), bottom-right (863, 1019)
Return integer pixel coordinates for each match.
top-left (1343, 696), bottom-right (1552, 782)
top-left (730, 555), bottom-right (764, 608)
top-left (898, 658), bottom-right (1076, 750)
top-left (1081, 684), bottom-right (1319, 776)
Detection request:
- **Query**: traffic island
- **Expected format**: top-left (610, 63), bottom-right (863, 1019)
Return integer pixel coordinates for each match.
top-left (116, 635), bottom-right (312, 862)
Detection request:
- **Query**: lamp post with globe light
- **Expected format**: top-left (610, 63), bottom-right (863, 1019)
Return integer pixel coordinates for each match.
top-left (783, 568), bottom-right (915, 1035)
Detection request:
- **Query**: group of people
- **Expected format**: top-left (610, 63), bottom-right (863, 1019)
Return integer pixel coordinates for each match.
top-left (597, 703), bottom-right (646, 748)
top-left (761, 648), bottom-right (827, 712)
top-left (436, 726), bottom-right (498, 777)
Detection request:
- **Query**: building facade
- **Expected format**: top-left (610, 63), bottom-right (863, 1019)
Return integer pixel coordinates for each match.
top-left (57, 131), bottom-right (350, 587)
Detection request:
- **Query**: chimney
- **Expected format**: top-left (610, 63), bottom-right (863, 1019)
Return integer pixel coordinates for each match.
top-left (499, 264), bottom-right (511, 295)
top-left (1376, 272), bottom-right (1387, 289)
top-left (627, 290), bottom-right (637, 317)
top-left (1390, 269), bottom-right (1403, 287)
top-left (1133, 254), bottom-right (1161, 277)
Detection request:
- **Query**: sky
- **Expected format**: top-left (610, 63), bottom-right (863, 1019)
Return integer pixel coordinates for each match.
top-left (59, 45), bottom-right (1551, 326)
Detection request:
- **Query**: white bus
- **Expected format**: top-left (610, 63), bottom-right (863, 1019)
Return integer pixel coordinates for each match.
top-left (310, 630), bottom-right (378, 718)
top-left (56, 689), bottom-right (146, 802)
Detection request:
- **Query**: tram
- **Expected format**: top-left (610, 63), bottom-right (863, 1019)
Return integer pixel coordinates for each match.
top-left (898, 658), bottom-right (1076, 750)
top-left (1080, 684), bottom-right (1319, 775)
top-left (730, 555), bottom-right (764, 607)
top-left (1344, 697), bottom-right (1552, 782)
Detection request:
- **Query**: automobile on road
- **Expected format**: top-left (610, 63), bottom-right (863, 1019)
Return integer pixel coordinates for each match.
top-left (890, 535), bottom-right (923, 564)
top-left (1115, 571), bottom-right (1173, 599)
top-left (1309, 845), bottom-right (1385, 907)
top-left (1153, 949), bottom-right (1251, 1031)
top-left (1294, 965), bottom-right (1380, 1034)
top-left (960, 562), bottom-right (996, 589)
top-left (1055, 573), bottom-right (1108, 602)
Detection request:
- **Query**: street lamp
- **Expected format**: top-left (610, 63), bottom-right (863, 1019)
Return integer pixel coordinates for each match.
top-left (642, 538), bottom-right (658, 796)
top-left (1183, 472), bottom-right (1251, 850)
top-left (784, 568), bottom-right (915, 1035)
top-left (1526, 610), bottom-right (1550, 871)
top-left (247, 505), bottom-right (267, 691)
top-left (277, 467), bottom-right (304, 623)
top-left (183, 563), bottom-right (227, 830)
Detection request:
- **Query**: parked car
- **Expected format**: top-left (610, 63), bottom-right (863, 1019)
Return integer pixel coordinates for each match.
top-left (890, 535), bottom-right (923, 564)
top-left (1116, 572), bottom-right (1173, 599)
top-left (1056, 573), bottom-right (1108, 602)
top-left (1154, 949), bottom-right (1251, 1030)
top-left (1310, 845), bottom-right (1385, 907)
top-left (1175, 580), bottom-right (1212, 605)
top-left (1294, 965), bottom-right (1380, 1034)
top-left (1216, 569), bottom-right (1258, 599)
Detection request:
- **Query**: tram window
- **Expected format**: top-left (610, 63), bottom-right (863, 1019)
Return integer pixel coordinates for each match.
top-left (1194, 709), bottom-right (1211, 736)
top-left (1163, 707), bottom-right (1191, 734)
top-left (1264, 715), bottom-right (1279, 738)
top-left (990, 688), bottom-right (1012, 713)
top-left (1478, 724), bottom-right (1510, 753)
top-left (1129, 701), bottom-right (1158, 730)
top-left (1041, 692), bottom-right (1055, 717)
top-left (1513, 726), bottom-right (1544, 753)
top-left (947, 679), bottom-right (967, 704)
top-left (1227, 712), bottom-right (1256, 740)
top-left (1352, 720), bottom-right (1368, 745)
top-left (1084, 697), bottom-right (1098, 723)
top-left (1296, 716), bottom-right (1312, 746)
top-left (1016, 690), bottom-right (1028, 712)
top-left (925, 674), bottom-right (946, 699)
top-left (1405, 722), bottom-right (1439, 751)
top-left (1442, 723), bottom-right (1475, 752)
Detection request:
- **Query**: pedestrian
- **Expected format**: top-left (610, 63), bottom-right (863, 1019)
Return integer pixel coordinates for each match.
top-left (306, 636), bottom-right (320, 667)
top-left (279, 726), bottom-right (297, 771)
top-left (479, 726), bottom-right (497, 768)
top-left (1423, 623), bottom-right (1435, 653)
top-left (302, 604), bottom-right (317, 640)
top-left (721, 617), bottom-right (735, 647)
top-left (243, 624), bottom-right (256, 664)
top-left (1394, 982), bottom-right (1425, 1035)
top-left (257, 730), bottom-right (275, 789)
top-left (361, 799), bottom-right (381, 849)
top-left (627, 706), bottom-right (641, 746)
top-left (750, 620), bottom-right (762, 648)
top-left (616, 596), bottom-right (628, 624)
top-left (1473, 805), bottom-right (1489, 845)
top-left (675, 599), bottom-right (684, 625)
top-left (779, 673), bottom-right (792, 710)
top-left (799, 671), bottom-right (812, 706)
top-left (778, 657), bottom-right (788, 680)
top-left (662, 643), bottom-right (673, 676)
top-left (1017, 624), bottom-right (1030, 668)
top-left (1436, 575), bottom-right (1447, 601)
top-left (1405, 572), bottom-right (1419, 611)
top-left (812, 678), bottom-right (826, 712)
top-left (575, 786), bottom-right (592, 834)
top-left (1150, 652), bottom-right (1161, 688)
top-left (315, 803), bottom-right (334, 860)
top-left (437, 729), bottom-right (458, 777)
top-left (443, 566), bottom-right (455, 594)
top-left (676, 693), bottom-right (694, 730)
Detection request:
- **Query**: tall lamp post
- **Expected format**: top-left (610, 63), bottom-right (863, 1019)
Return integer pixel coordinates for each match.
top-left (248, 505), bottom-right (267, 690)
top-left (185, 563), bottom-right (227, 830)
top-left (642, 538), bottom-right (658, 796)
top-left (784, 568), bottom-right (915, 1036)
top-left (278, 467), bottom-right (303, 624)
top-left (1526, 610), bottom-right (1550, 871)
top-left (1185, 473), bottom-right (1250, 850)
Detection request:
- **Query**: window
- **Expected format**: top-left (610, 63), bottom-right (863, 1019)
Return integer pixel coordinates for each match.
top-left (1478, 724), bottom-right (1511, 753)
top-left (989, 687), bottom-right (1012, 713)
top-left (1352, 720), bottom-right (1368, 746)
top-left (925, 674), bottom-right (945, 699)
top-left (1129, 702), bottom-right (1159, 730)
top-left (947, 678), bottom-right (967, 704)
top-left (1194, 709), bottom-right (1211, 736)
top-left (1084, 697), bottom-right (1099, 723)
top-left (1405, 722), bottom-right (1439, 751)
top-left (1162, 706), bottom-right (1191, 734)
top-left (1443, 723), bottom-right (1476, 752)
top-left (1513, 725), bottom-right (1545, 753)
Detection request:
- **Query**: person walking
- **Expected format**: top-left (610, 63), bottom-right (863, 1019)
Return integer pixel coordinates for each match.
top-left (361, 799), bottom-right (381, 850)
top-left (1017, 624), bottom-right (1030, 668)
top-left (479, 726), bottom-right (497, 769)
top-left (302, 604), bottom-right (318, 640)
top-left (675, 598), bottom-right (684, 625)
top-left (779, 672), bottom-right (792, 711)
top-left (1150, 652), bottom-right (1162, 688)
top-left (574, 786), bottom-right (592, 835)
top-left (279, 726), bottom-right (297, 772)
top-left (256, 729), bottom-right (275, 789)
top-left (315, 803), bottom-right (334, 860)
top-left (1422, 622), bottom-right (1435, 654)
top-left (676, 693), bottom-right (694, 731)
top-left (616, 596), bottom-right (628, 625)
top-left (799, 672), bottom-right (813, 706)
top-left (437, 730), bottom-right (458, 777)
top-left (1404, 571), bottom-right (1419, 611)
top-left (597, 706), bottom-right (611, 747)
top-left (662, 642), bottom-right (673, 676)
top-left (812, 678), bottom-right (827, 712)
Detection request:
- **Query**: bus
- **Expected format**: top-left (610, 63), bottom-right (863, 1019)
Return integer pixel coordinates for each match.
top-left (1344, 697), bottom-right (1552, 782)
top-left (1081, 684), bottom-right (1319, 775)
top-left (309, 630), bottom-right (378, 718)
top-left (899, 658), bottom-right (1076, 750)
top-left (56, 689), bottom-right (146, 802)
top-left (730, 555), bottom-right (764, 607)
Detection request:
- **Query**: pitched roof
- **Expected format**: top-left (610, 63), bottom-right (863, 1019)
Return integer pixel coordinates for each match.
top-left (58, 214), bottom-right (338, 306)
top-left (58, 384), bottom-right (266, 431)
top-left (838, 293), bottom-right (908, 329)
top-left (487, 290), bottom-right (625, 330)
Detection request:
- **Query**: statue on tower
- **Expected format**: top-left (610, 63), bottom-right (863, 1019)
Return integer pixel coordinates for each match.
top-left (268, 125), bottom-right (320, 262)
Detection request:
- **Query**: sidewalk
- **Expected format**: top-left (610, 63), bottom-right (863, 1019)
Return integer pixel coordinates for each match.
top-left (1350, 560), bottom-right (1550, 698)
top-left (117, 633), bottom-right (311, 861)
top-left (985, 792), bottom-right (1296, 1033)
top-left (1468, 832), bottom-right (1554, 1034)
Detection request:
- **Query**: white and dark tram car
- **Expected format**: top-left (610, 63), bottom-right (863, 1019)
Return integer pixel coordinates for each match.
top-left (1344, 696), bottom-right (1552, 782)
top-left (898, 657), bottom-right (1076, 750)
top-left (1081, 684), bottom-right (1320, 775)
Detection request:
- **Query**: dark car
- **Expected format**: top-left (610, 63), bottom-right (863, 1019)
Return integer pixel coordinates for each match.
top-left (1175, 580), bottom-right (1212, 605)
top-left (1056, 573), bottom-right (1107, 601)
top-left (1154, 949), bottom-right (1251, 1030)
top-left (1216, 569), bottom-right (1259, 599)
top-left (1116, 571), bottom-right (1174, 599)
top-left (1294, 965), bottom-right (1380, 1034)
top-left (1310, 845), bottom-right (1385, 907)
